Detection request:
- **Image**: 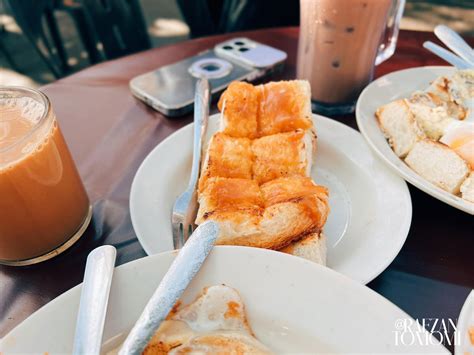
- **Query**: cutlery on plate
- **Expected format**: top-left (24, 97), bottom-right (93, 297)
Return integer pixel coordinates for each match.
top-left (434, 25), bottom-right (474, 66)
top-left (423, 41), bottom-right (472, 70)
top-left (73, 245), bottom-right (117, 355)
top-left (118, 221), bottom-right (219, 355)
top-left (171, 78), bottom-right (210, 249)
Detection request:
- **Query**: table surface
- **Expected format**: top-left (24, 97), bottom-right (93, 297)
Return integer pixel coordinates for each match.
top-left (1, 27), bottom-right (473, 351)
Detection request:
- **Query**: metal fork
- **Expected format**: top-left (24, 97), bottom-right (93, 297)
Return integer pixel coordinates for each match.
top-left (171, 78), bottom-right (210, 249)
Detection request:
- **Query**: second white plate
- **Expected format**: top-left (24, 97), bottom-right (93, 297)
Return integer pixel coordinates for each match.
top-left (130, 114), bottom-right (412, 284)
top-left (356, 66), bottom-right (474, 215)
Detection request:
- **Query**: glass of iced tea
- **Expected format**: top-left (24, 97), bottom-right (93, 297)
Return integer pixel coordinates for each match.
top-left (297, 0), bottom-right (405, 115)
top-left (0, 87), bottom-right (92, 266)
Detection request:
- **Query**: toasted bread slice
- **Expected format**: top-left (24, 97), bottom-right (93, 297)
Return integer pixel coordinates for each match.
top-left (461, 171), bottom-right (474, 203)
top-left (198, 133), bottom-right (253, 192)
top-left (196, 177), bottom-right (263, 221)
top-left (405, 139), bottom-right (470, 194)
top-left (280, 232), bottom-right (327, 266)
top-left (251, 129), bottom-right (314, 184)
top-left (196, 176), bottom-right (329, 250)
top-left (218, 81), bottom-right (259, 138)
top-left (376, 99), bottom-right (426, 157)
top-left (196, 178), bottom-right (263, 240)
top-left (258, 80), bottom-right (313, 136)
top-left (259, 175), bottom-right (328, 207)
top-left (218, 80), bottom-right (313, 138)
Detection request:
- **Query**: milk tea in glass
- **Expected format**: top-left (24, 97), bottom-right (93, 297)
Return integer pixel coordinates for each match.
top-left (297, 0), bottom-right (405, 114)
top-left (0, 87), bottom-right (92, 265)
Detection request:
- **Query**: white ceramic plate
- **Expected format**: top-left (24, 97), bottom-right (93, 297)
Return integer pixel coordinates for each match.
top-left (130, 114), bottom-right (412, 284)
top-left (455, 290), bottom-right (474, 355)
top-left (356, 66), bottom-right (474, 215)
top-left (0, 247), bottom-right (448, 354)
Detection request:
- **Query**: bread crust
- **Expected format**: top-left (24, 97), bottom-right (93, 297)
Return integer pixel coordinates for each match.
top-left (280, 232), bottom-right (327, 265)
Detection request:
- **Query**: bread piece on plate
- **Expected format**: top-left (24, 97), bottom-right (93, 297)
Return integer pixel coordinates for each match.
top-left (198, 133), bottom-right (253, 192)
top-left (258, 176), bottom-right (329, 249)
top-left (452, 69), bottom-right (474, 102)
top-left (280, 232), bottom-right (327, 266)
top-left (218, 80), bottom-right (314, 138)
top-left (196, 176), bottom-right (329, 250)
top-left (405, 139), bottom-right (470, 194)
top-left (196, 177), bottom-right (263, 221)
top-left (196, 177), bottom-right (263, 241)
top-left (258, 80), bottom-right (313, 136)
top-left (461, 171), bottom-right (474, 203)
top-left (407, 92), bottom-right (454, 140)
top-left (251, 129), bottom-right (315, 184)
top-left (218, 81), bottom-right (259, 139)
top-left (426, 75), bottom-right (469, 119)
top-left (376, 99), bottom-right (426, 158)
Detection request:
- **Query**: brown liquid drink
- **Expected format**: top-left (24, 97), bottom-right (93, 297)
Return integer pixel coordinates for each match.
top-left (0, 88), bottom-right (91, 265)
top-left (297, 0), bottom-right (392, 110)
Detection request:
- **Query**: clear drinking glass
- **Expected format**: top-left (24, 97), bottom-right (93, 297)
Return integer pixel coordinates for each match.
top-left (0, 87), bottom-right (92, 266)
top-left (297, 0), bottom-right (406, 115)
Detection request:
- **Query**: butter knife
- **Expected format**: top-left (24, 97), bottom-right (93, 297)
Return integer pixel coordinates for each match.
top-left (118, 221), bottom-right (219, 355)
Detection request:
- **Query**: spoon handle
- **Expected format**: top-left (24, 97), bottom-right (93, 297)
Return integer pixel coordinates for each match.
top-left (73, 245), bottom-right (117, 355)
top-left (423, 41), bottom-right (471, 70)
top-left (434, 25), bottom-right (474, 66)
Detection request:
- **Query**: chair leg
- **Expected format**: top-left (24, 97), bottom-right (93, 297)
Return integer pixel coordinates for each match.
top-left (44, 9), bottom-right (69, 73)
top-left (69, 8), bottom-right (102, 64)
top-left (0, 35), bottom-right (20, 72)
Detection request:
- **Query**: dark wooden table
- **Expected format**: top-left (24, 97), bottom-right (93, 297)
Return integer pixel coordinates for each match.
top-left (1, 28), bottom-right (473, 352)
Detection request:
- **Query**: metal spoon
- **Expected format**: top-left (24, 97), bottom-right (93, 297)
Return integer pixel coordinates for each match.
top-left (423, 41), bottom-right (472, 69)
top-left (73, 245), bottom-right (117, 355)
top-left (434, 25), bottom-right (474, 67)
top-left (119, 221), bottom-right (219, 355)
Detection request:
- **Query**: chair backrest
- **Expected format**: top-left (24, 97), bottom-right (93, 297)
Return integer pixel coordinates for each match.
top-left (80, 0), bottom-right (150, 60)
top-left (5, 0), bottom-right (69, 77)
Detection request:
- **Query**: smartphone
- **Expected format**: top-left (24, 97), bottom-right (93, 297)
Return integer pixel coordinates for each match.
top-left (129, 38), bottom-right (287, 117)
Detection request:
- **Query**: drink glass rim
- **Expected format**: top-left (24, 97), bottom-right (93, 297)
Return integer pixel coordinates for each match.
top-left (0, 86), bottom-right (51, 154)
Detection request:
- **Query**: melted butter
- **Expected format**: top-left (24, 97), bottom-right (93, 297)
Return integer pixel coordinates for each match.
top-left (207, 178), bottom-right (263, 210)
top-left (258, 82), bottom-right (312, 136)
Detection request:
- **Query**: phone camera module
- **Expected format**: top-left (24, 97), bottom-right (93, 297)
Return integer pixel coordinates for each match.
top-left (189, 58), bottom-right (233, 79)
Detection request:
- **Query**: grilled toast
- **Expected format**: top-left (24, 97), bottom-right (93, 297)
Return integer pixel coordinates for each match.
top-left (198, 80), bottom-right (329, 257)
